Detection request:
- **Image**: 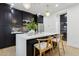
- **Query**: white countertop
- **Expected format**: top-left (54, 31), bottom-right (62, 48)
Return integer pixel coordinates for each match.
top-left (16, 32), bottom-right (59, 40)
top-left (11, 32), bottom-right (23, 34)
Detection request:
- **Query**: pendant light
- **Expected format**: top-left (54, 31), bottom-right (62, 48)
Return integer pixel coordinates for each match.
top-left (23, 3), bottom-right (31, 9)
top-left (45, 4), bottom-right (50, 16)
top-left (45, 11), bottom-right (50, 16)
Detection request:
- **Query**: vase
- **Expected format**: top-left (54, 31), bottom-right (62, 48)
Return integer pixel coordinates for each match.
top-left (27, 29), bottom-right (35, 36)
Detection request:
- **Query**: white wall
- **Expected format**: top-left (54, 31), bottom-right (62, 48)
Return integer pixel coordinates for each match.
top-left (44, 5), bottom-right (79, 48)
top-left (44, 9), bottom-right (67, 33)
top-left (38, 23), bottom-right (44, 32)
top-left (67, 5), bottom-right (79, 48)
top-left (44, 14), bottom-right (60, 33)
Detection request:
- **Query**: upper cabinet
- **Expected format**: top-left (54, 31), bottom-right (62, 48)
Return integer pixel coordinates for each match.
top-left (22, 11), bottom-right (34, 22)
top-left (22, 11), bottom-right (34, 23)
top-left (11, 9), bottom-right (23, 27)
top-left (0, 4), bottom-right (11, 26)
top-left (37, 15), bottom-right (43, 23)
top-left (22, 11), bottom-right (38, 27)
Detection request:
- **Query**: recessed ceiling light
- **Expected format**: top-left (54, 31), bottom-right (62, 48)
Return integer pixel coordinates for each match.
top-left (23, 3), bottom-right (31, 9)
top-left (56, 4), bottom-right (59, 7)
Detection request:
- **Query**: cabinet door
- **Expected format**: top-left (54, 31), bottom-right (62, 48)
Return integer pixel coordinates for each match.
top-left (37, 15), bottom-right (43, 23)
top-left (11, 34), bottom-right (16, 45)
top-left (12, 9), bottom-right (22, 27)
top-left (23, 11), bottom-right (34, 22)
top-left (0, 27), bottom-right (5, 48)
top-left (0, 4), bottom-right (12, 48)
top-left (0, 4), bottom-right (11, 26)
top-left (27, 39), bottom-right (38, 56)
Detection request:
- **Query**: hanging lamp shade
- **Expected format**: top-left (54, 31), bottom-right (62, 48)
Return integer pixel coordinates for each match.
top-left (45, 11), bottom-right (50, 16)
top-left (45, 4), bottom-right (50, 16)
top-left (23, 3), bottom-right (31, 9)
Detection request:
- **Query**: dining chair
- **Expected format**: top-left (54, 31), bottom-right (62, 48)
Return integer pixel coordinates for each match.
top-left (34, 36), bottom-right (53, 56)
top-left (52, 34), bottom-right (65, 55)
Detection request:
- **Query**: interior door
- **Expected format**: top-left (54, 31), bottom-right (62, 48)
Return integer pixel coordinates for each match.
top-left (60, 13), bottom-right (67, 41)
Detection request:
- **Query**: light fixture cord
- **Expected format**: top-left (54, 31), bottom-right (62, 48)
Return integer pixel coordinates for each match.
top-left (46, 4), bottom-right (49, 12)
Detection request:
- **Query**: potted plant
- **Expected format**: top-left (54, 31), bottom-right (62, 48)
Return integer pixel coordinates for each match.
top-left (25, 19), bottom-right (37, 35)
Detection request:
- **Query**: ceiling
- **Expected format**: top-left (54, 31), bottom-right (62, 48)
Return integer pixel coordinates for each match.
top-left (9, 3), bottom-right (79, 16)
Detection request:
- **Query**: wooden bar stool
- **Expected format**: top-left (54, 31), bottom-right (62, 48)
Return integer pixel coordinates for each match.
top-left (52, 34), bottom-right (65, 55)
top-left (34, 36), bottom-right (53, 56)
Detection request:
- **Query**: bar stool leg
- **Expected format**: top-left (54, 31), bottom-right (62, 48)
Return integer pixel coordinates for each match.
top-left (50, 49), bottom-right (51, 56)
top-left (62, 42), bottom-right (65, 55)
top-left (40, 52), bottom-right (42, 56)
top-left (44, 52), bottom-right (46, 56)
top-left (50, 48), bottom-right (53, 56)
top-left (43, 52), bottom-right (45, 56)
top-left (57, 43), bottom-right (60, 56)
top-left (51, 48), bottom-right (53, 55)
top-left (34, 47), bottom-right (35, 56)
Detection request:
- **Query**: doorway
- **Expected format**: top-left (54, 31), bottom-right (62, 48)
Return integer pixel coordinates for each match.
top-left (60, 13), bottom-right (67, 41)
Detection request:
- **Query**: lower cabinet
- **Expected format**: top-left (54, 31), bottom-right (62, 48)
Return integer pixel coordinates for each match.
top-left (27, 39), bottom-right (38, 56)
top-left (0, 34), bottom-right (16, 49)
top-left (11, 34), bottom-right (16, 46)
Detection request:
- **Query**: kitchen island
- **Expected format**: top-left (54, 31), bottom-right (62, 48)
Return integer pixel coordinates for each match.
top-left (16, 32), bottom-right (59, 56)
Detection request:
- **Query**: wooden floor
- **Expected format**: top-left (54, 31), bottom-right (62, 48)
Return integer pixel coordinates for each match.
top-left (0, 41), bottom-right (79, 56)
top-left (0, 46), bottom-right (16, 56)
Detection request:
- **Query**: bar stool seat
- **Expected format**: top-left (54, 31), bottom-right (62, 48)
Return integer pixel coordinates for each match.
top-left (34, 37), bottom-right (53, 56)
top-left (34, 42), bottom-right (52, 52)
top-left (52, 38), bottom-right (60, 42)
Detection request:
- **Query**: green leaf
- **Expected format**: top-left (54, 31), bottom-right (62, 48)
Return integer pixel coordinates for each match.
top-left (25, 19), bottom-right (37, 31)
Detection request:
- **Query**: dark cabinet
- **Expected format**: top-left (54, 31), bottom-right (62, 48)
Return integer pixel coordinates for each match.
top-left (37, 15), bottom-right (43, 23)
top-left (22, 11), bottom-right (34, 22)
top-left (0, 4), bottom-right (12, 48)
top-left (23, 12), bottom-right (33, 20)
top-left (11, 9), bottom-right (23, 27)
top-left (0, 4), bottom-right (11, 26)
top-left (0, 27), bottom-right (6, 48)
top-left (10, 34), bottom-right (16, 45)
top-left (27, 39), bottom-right (38, 56)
